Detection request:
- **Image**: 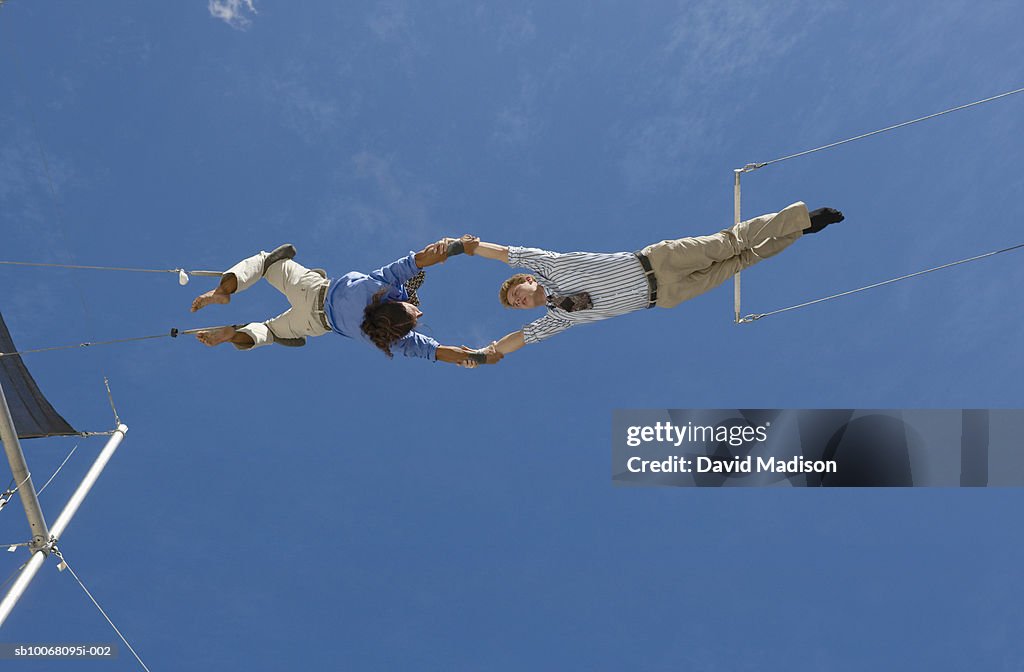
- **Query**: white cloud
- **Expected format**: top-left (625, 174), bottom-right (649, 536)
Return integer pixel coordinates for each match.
top-left (314, 152), bottom-right (437, 244)
top-left (614, 0), bottom-right (836, 191)
top-left (267, 68), bottom-right (344, 141)
top-left (367, 1), bottom-right (410, 43)
top-left (0, 124), bottom-right (79, 253)
top-left (365, 1), bottom-right (428, 72)
top-left (496, 8), bottom-right (536, 52)
top-left (490, 73), bottom-right (540, 152)
top-left (209, 0), bottom-right (258, 30)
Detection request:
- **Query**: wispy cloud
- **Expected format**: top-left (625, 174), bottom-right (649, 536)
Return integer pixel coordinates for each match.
top-left (616, 114), bottom-right (714, 193)
top-left (315, 151), bottom-right (437, 244)
top-left (0, 123), bottom-right (79, 257)
top-left (366, 1), bottom-right (411, 43)
top-left (365, 1), bottom-right (428, 72)
top-left (266, 65), bottom-right (345, 141)
top-left (615, 0), bottom-right (835, 191)
top-left (661, 1), bottom-right (815, 85)
top-left (487, 42), bottom-right (579, 157)
top-left (490, 73), bottom-right (541, 153)
top-left (495, 8), bottom-right (536, 52)
top-left (209, 0), bottom-right (257, 30)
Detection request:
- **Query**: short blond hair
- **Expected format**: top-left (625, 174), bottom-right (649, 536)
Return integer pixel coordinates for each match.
top-left (498, 274), bottom-right (532, 307)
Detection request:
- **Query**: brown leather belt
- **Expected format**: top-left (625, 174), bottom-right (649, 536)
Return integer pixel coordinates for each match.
top-left (316, 284), bottom-right (331, 330)
top-left (633, 252), bottom-right (658, 309)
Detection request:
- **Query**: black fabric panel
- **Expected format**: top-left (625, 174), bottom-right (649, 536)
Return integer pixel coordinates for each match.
top-left (0, 312), bottom-right (77, 439)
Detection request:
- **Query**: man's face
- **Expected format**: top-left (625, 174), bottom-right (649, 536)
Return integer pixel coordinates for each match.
top-left (507, 277), bottom-right (543, 309)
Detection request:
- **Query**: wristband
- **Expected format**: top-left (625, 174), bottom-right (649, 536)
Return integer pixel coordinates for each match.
top-left (467, 350), bottom-right (488, 365)
top-left (446, 240), bottom-right (465, 256)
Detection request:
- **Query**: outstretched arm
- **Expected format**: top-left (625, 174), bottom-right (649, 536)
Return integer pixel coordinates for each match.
top-left (413, 240), bottom-right (451, 269)
top-left (442, 332), bottom-right (523, 369)
top-left (436, 345), bottom-right (503, 366)
top-left (467, 240), bottom-right (509, 265)
top-left (493, 330), bottom-right (526, 356)
top-left (413, 235), bottom-right (489, 268)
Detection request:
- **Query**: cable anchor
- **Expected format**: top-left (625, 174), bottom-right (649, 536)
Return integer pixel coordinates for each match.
top-left (51, 543), bottom-right (68, 571)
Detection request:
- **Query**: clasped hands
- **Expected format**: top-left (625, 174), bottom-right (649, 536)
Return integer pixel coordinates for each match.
top-left (418, 234), bottom-right (498, 368)
top-left (418, 235), bottom-right (480, 266)
top-left (456, 342), bottom-right (502, 369)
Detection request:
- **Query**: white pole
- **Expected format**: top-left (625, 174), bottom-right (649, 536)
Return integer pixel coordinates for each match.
top-left (0, 424), bottom-right (128, 629)
top-left (0, 552), bottom-right (47, 628)
top-left (0, 382), bottom-right (50, 552)
top-left (733, 170), bottom-right (742, 323)
top-left (49, 424), bottom-right (127, 540)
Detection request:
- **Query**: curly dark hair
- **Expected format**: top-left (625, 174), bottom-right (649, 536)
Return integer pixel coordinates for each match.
top-left (361, 288), bottom-right (418, 358)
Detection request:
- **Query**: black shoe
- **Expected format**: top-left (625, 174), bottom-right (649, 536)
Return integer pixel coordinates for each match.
top-left (262, 244), bottom-right (298, 275)
top-left (804, 207), bottom-right (844, 234)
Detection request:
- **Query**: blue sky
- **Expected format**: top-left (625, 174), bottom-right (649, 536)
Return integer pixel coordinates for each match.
top-left (1, 1), bottom-right (1023, 670)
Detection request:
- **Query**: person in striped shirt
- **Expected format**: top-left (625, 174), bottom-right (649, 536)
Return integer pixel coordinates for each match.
top-left (466, 202), bottom-right (843, 361)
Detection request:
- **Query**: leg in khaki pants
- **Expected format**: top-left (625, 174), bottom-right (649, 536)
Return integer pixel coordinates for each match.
top-left (641, 201), bottom-right (811, 309)
top-left (191, 247), bottom-right (330, 349)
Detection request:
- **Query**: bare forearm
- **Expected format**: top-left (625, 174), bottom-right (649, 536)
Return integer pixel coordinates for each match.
top-left (435, 346), bottom-right (467, 364)
top-left (473, 242), bottom-right (509, 264)
top-left (436, 344), bottom-right (502, 366)
top-left (494, 331), bottom-right (526, 356)
top-left (413, 249), bottom-right (440, 269)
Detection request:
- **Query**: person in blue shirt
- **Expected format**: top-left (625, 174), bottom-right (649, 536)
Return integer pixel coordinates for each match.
top-left (189, 237), bottom-right (500, 366)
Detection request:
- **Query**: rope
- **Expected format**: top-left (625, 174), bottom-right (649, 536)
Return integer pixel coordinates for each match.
top-left (739, 242), bottom-right (1024, 323)
top-left (0, 471), bottom-right (32, 514)
top-left (15, 430), bottom-right (116, 439)
top-left (104, 378), bottom-right (121, 426)
top-left (0, 325), bottom-right (231, 359)
top-left (0, 260), bottom-right (220, 277)
top-left (1, 443), bottom-right (77, 513)
top-left (53, 549), bottom-right (153, 672)
top-left (740, 86), bottom-right (1024, 172)
top-left (1, 542), bottom-right (30, 551)
top-left (2, 472), bottom-right (33, 501)
top-left (0, 561), bottom-right (29, 596)
top-left (36, 444), bottom-right (78, 497)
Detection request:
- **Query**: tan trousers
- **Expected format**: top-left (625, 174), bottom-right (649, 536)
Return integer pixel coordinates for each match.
top-left (226, 251), bottom-right (331, 349)
top-left (640, 201), bottom-right (810, 308)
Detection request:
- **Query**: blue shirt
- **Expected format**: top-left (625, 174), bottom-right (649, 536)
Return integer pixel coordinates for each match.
top-left (322, 252), bottom-right (439, 360)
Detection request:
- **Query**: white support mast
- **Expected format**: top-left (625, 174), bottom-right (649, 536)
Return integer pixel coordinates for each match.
top-left (0, 381), bottom-right (127, 628)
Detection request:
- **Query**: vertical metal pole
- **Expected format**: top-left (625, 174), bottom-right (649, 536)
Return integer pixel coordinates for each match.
top-left (0, 424), bottom-right (128, 628)
top-left (733, 170), bottom-right (742, 323)
top-left (0, 382), bottom-right (50, 552)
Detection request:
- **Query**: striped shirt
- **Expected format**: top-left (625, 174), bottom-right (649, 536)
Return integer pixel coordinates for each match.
top-left (508, 246), bottom-right (650, 344)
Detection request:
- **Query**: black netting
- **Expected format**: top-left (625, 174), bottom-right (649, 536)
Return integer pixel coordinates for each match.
top-left (0, 312), bottom-right (76, 439)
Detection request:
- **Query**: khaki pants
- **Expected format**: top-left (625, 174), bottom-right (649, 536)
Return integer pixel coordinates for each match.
top-left (640, 201), bottom-right (810, 308)
top-left (227, 251), bottom-right (331, 349)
